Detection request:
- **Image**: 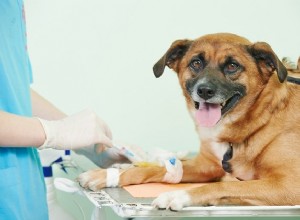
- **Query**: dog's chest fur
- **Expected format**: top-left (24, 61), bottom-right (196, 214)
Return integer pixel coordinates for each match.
top-left (199, 127), bottom-right (256, 181)
top-left (211, 141), bottom-right (256, 181)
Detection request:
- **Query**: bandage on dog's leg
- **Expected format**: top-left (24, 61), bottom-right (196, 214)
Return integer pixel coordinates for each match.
top-left (162, 157), bottom-right (183, 183)
top-left (106, 168), bottom-right (120, 187)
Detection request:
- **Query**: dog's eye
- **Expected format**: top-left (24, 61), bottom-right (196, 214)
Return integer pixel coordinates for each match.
top-left (190, 59), bottom-right (204, 72)
top-left (224, 63), bottom-right (240, 74)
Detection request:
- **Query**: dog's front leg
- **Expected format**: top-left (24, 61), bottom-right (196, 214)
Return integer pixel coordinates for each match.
top-left (121, 154), bottom-right (225, 186)
top-left (78, 152), bottom-right (225, 191)
top-left (181, 153), bottom-right (225, 183)
top-left (78, 166), bottom-right (167, 191)
top-left (153, 178), bottom-right (298, 210)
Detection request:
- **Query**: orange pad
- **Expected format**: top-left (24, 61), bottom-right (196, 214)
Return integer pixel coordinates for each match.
top-left (123, 183), bottom-right (206, 198)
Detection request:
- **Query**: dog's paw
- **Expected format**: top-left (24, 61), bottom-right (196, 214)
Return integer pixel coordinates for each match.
top-left (77, 169), bottom-right (107, 191)
top-left (152, 190), bottom-right (191, 211)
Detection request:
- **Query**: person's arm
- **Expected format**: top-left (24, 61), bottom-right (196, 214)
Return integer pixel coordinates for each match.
top-left (0, 88), bottom-right (128, 167)
top-left (31, 89), bottom-right (128, 167)
top-left (0, 89), bottom-right (66, 147)
top-left (0, 89), bottom-right (113, 149)
top-left (0, 111), bottom-right (45, 147)
top-left (31, 89), bottom-right (66, 120)
top-left (0, 89), bottom-right (71, 147)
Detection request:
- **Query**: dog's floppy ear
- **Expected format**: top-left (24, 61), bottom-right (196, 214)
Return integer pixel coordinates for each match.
top-left (153, 39), bottom-right (192, 78)
top-left (248, 42), bottom-right (287, 83)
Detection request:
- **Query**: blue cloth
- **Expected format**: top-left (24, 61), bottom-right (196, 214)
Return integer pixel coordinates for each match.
top-left (0, 1), bottom-right (48, 219)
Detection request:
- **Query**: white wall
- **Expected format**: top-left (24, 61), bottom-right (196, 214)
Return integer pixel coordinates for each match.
top-left (25, 0), bottom-right (300, 153)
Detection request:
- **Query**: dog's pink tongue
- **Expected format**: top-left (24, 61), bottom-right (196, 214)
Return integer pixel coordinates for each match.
top-left (196, 102), bottom-right (221, 127)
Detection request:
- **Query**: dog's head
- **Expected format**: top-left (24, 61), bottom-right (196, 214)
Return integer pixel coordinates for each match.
top-left (153, 33), bottom-right (287, 128)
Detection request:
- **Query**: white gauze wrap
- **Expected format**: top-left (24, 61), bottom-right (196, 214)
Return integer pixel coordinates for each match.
top-left (106, 168), bottom-right (120, 187)
top-left (162, 157), bottom-right (183, 183)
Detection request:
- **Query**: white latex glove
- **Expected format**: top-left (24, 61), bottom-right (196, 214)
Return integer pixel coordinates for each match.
top-left (37, 109), bottom-right (113, 150)
top-left (75, 144), bottom-right (129, 168)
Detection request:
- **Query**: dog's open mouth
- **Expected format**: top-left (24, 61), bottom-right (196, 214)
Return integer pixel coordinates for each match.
top-left (194, 94), bottom-right (241, 127)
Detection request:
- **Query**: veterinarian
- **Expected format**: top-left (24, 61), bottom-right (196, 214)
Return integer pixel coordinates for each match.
top-left (0, 1), bottom-right (125, 219)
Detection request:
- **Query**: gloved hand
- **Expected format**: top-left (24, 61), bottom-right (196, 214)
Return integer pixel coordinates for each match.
top-left (37, 109), bottom-right (113, 150)
top-left (74, 144), bottom-right (130, 168)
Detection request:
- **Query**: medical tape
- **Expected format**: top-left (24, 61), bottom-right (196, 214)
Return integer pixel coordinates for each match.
top-left (162, 157), bottom-right (183, 183)
top-left (106, 168), bottom-right (119, 187)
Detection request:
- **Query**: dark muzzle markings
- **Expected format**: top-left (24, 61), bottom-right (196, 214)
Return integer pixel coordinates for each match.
top-left (185, 68), bottom-right (246, 127)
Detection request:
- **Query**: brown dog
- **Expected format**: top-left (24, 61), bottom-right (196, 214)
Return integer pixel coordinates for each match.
top-left (78, 33), bottom-right (300, 210)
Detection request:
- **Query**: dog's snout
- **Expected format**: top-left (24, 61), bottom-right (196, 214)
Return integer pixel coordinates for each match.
top-left (197, 85), bottom-right (216, 100)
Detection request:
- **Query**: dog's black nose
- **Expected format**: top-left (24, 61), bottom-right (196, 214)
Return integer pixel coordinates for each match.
top-left (197, 85), bottom-right (216, 100)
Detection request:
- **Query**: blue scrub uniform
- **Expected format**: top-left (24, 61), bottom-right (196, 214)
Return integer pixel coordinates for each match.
top-left (0, 1), bottom-right (48, 219)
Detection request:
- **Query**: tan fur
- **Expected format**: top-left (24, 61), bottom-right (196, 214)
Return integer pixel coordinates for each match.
top-left (78, 33), bottom-right (300, 207)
